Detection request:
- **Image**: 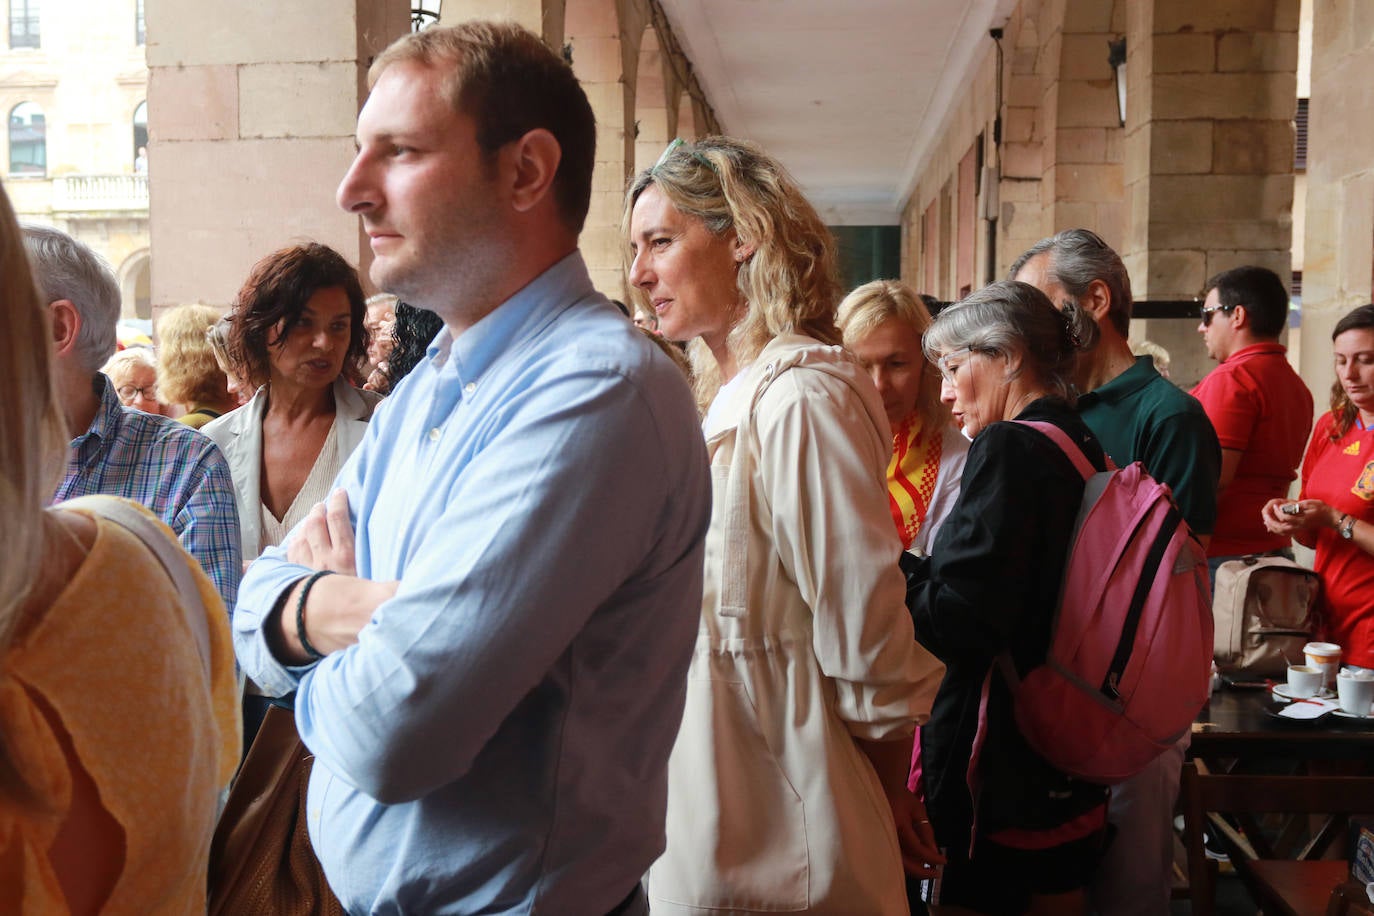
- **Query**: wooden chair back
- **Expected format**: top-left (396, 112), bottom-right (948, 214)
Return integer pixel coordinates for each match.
top-left (1182, 762), bottom-right (1374, 916)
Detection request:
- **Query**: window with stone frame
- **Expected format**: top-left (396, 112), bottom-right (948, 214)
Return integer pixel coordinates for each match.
top-left (9, 0), bottom-right (38, 49)
top-left (9, 101), bottom-right (45, 175)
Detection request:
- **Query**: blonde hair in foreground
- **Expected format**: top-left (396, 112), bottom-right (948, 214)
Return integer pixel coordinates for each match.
top-left (837, 279), bottom-right (948, 432)
top-left (623, 136), bottom-right (841, 405)
top-left (0, 181), bottom-right (66, 801)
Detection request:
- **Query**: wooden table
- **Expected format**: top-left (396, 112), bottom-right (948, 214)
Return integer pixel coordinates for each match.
top-left (1192, 688), bottom-right (1374, 763)
top-left (1184, 687), bottom-right (1374, 914)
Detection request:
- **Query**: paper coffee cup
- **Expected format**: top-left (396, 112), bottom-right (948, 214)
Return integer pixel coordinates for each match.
top-left (1337, 669), bottom-right (1374, 716)
top-left (1305, 642), bottom-right (1342, 687)
top-left (1287, 664), bottom-right (1324, 698)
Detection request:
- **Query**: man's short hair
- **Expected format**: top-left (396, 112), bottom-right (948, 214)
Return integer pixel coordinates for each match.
top-left (22, 224), bottom-right (122, 373)
top-left (1009, 228), bottom-right (1133, 338)
top-left (370, 21), bottom-right (596, 234)
top-left (1204, 265), bottom-right (1289, 338)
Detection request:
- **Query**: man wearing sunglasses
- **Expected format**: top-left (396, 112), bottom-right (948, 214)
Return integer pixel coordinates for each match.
top-left (1191, 266), bottom-right (1313, 577)
top-left (1012, 228), bottom-right (1221, 916)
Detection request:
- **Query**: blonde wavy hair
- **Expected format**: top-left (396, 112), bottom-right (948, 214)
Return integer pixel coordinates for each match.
top-left (156, 304), bottom-right (230, 407)
top-left (622, 136), bottom-right (841, 405)
top-left (0, 183), bottom-right (67, 800)
top-left (836, 279), bottom-right (947, 431)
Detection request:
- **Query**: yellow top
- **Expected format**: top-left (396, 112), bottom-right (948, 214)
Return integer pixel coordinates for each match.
top-left (176, 405), bottom-right (222, 430)
top-left (0, 504), bottom-right (241, 914)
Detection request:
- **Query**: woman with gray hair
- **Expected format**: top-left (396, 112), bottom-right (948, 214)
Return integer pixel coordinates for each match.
top-left (626, 136), bottom-right (945, 914)
top-left (904, 280), bottom-right (1107, 915)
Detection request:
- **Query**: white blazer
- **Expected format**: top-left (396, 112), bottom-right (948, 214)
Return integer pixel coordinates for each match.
top-left (202, 378), bottom-right (382, 559)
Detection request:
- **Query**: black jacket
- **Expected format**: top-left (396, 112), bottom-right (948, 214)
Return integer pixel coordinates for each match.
top-left (905, 398), bottom-right (1110, 845)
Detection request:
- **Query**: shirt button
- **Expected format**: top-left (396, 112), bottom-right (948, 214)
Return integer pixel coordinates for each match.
top-left (464, 382), bottom-right (476, 395)
top-left (428, 427), bottom-right (440, 442)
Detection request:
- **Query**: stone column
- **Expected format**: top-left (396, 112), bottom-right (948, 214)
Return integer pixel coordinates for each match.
top-left (1299, 0), bottom-right (1374, 398)
top-left (146, 0), bottom-right (409, 314)
top-left (564, 0), bottom-right (646, 300)
top-left (1122, 0), bottom-right (1299, 387)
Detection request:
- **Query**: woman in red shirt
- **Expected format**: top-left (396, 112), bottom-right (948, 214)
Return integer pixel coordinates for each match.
top-left (1263, 304), bottom-right (1374, 668)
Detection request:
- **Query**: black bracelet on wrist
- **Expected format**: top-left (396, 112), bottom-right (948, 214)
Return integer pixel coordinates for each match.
top-left (295, 570), bottom-right (335, 661)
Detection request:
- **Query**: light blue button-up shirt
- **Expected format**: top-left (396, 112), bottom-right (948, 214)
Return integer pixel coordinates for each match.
top-left (235, 252), bottom-right (711, 915)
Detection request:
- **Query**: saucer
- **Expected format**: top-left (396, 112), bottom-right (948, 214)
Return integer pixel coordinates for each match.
top-left (1272, 684), bottom-right (1335, 702)
top-left (1262, 697), bottom-right (1337, 721)
top-left (1330, 708), bottom-right (1374, 725)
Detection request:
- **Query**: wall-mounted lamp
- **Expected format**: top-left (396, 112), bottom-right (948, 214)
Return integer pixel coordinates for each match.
top-left (1107, 38), bottom-right (1127, 127)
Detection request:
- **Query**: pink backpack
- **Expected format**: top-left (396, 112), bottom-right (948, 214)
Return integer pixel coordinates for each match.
top-left (989, 420), bottom-right (1214, 785)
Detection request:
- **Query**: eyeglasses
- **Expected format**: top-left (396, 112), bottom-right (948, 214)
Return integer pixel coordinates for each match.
top-left (116, 383), bottom-right (158, 402)
top-left (1199, 303), bottom-right (1237, 326)
top-left (937, 347), bottom-right (974, 385)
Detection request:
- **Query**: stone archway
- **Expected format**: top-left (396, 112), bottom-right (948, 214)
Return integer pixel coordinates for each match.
top-left (118, 248), bottom-right (151, 319)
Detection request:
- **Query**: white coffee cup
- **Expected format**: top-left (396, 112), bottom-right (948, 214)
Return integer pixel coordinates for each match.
top-left (1287, 664), bottom-right (1324, 698)
top-left (1305, 641), bottom-right (1343, 688)
top-left (1337, 668), bottom-right (1374, 716)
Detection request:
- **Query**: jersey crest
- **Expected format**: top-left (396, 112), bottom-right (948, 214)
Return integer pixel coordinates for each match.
top-left (1353, 459), bottom-right (1374, 501)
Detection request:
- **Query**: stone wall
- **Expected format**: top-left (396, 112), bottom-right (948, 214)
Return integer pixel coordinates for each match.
top-left (146, 0), bottom-right (410, 315)
top-left (148, 0), bottom-right (720, 308)
top-left (900, 0), bottom-right (1127, 301)
top-left (1298, 0), bottom-right (1374, 406)
top-left (899, 0), bottom-right (1307, 391)
top-left (1122, 0), bottom-right (1298, 388)
top-left (899, 33), bottom-right (997, 299)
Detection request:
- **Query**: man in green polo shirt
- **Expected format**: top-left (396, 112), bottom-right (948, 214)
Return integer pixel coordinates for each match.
top-left (1012, 228), bottom-right (1221, 916)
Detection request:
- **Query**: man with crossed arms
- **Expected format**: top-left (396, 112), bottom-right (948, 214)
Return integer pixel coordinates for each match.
top-left (234, 22), bottom-right (710, 915)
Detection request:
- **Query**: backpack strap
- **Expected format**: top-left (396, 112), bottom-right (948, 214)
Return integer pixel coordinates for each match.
top-left (718, 360), bottom-right (779, 620)
top-left (1014, 419), bottom-right (1100, 479)
top-left (61, 495), bottom-right (212, 679)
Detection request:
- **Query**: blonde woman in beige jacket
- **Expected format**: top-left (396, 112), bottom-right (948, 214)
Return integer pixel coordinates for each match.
top-left (625, 137), bottom-right (946, 915)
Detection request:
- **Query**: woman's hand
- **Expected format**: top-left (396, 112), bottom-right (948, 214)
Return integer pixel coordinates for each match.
top-left (887, 786), bottom-right (945, 878)
top-left (854, 736), bottom-right (946, 877)
top-left (1261, 498), bottom-right (1337, 538)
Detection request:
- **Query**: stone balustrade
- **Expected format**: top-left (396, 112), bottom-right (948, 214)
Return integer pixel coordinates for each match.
top-left (52, 174), bottom-right (149, 212)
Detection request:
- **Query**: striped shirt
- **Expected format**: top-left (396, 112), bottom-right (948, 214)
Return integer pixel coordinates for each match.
top-left (53, 374), bottom-right (243, 611)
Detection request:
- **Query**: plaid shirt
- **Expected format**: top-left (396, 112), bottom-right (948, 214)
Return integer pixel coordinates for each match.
top-left (54, 374), bottom-right (243, 611)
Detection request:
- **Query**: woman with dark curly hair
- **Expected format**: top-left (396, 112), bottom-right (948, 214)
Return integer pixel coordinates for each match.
top-left (203, 243), bottom-right (381, 561)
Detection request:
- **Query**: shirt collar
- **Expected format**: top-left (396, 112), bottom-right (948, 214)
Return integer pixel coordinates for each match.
top-left (427, 251), bottom-right (595, 385)
top-left (1222, 341), bottom-right (1287, 363)
top-left (74, 373), bottom-right (126, 447)
top-left (1078, 355), bottom-right (1159, 407)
